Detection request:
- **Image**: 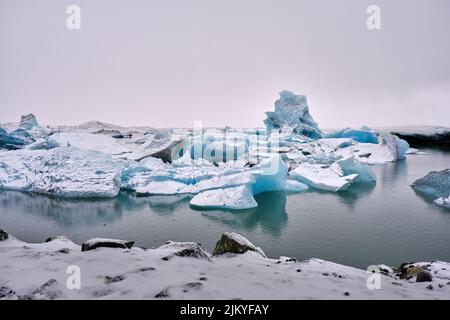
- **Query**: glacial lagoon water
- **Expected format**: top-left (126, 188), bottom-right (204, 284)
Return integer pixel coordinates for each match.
top-left (1, 147), bottom-right (449, 269)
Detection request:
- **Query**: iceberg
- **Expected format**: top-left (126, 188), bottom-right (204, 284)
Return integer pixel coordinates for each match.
top-left (325, 127), bottom-right (378, 144)
top-left (264, 90), bottom-right (322, 139)
top-left (335, 133), bottom-right (409, 164)
top-left (331, 155), bottom-right (376, 183)
top-left (29, 132), bottom-right (131, 156)
top-left (412, 169), bottom-right (450, 200)
top-left (18, 113), bottom-right (39, 130)
top-left (0, 114), bottom-right (51, 149)
top-left (289, 163), bottom-right (358, 192)
top-left (0, 147), bottom-right (122, 198)
top-left (190, 185), bottom-right (257, 210)
top-left (434, 196), bottom-right (450, 209)
top-left (412, 169), bottom-right (450, 210)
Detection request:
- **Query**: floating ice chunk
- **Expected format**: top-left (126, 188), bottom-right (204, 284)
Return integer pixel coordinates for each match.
top-left (289, 163), bottom-right (358, 192)
top-left (135, 180), bottom-right (192, 195)
top-left (434, 196), bottom-right (450, 209)
top-left (190, 185), bottom-right (257, 210)
top-left (394, 135), bottom-right (409, 160)
top-left (336, 134), bottom-right (409, 164)
top-left (412, 169), bottom-right (450, 199)
top-left (38, 132), bottom-right (130, 156)
top-left (285, 179), bottom-right (309, 192)
top-left (325, 127), bottom-right (378, 144)
top-left (264, 90), bottom-right (322, 139)
top-left (331, 155), bottom-right (376, 183)
top-left (0, 128), bottom-right (28, 150)
top-left (0, 147), bottom-right (122, 198)
top-left (251, 154), bottom-right (288, 195)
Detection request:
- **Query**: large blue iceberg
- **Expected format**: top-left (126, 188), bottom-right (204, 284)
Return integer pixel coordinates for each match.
top-left (264, 90), bottom-right (322, 139)
top-left (325, 127), bottom-right (379, 144)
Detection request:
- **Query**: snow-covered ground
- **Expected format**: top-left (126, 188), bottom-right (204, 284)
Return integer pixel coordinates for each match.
top-left (1, 231), bottom-right (449, 300)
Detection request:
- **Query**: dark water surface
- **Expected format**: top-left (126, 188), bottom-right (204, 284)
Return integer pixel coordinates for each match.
top-left (1, 147), bottom-right (449, 269)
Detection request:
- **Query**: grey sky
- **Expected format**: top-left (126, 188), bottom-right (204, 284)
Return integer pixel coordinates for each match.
top-left (1, 0), bottom-right (449, 128)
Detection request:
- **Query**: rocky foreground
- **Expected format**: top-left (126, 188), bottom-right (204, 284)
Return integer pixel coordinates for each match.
top-left (1, 228), bottom-right (449, 300)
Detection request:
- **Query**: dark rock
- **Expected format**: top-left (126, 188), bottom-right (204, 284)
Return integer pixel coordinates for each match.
top-left (81, 238), bottom-right (134, 252)
top-left (58, 248), bottom-right (70, 254)
top-left (0, 228), bottom-right (8, 241)
top-left (212, 232), bottom-right (265, 257)
top-left (32, 279), bottom-right (60, 300)
top-left (439, 284), bottom-right (444, 288)
top-left (397, 263), bottom-right (430, 280)
top-left (185, 282), bottom-right (203, 289)
top-left (426, 285), bottom-right (433, 290)
top-left (358, 153), bottom-right (372, 158)
top-left (105, 275), bottom-right (125, 284)
top-left (322, 272), bottom-right (329, 276)
top-left (0, 286), bottom-right (16, 299)
top-left (344, 292), bottom-right (350, 296)
top-left (154, 289), bottom-right (170, 298)
top-left (199, 277), bottom-right (207, 281)
top-left (296, 269), bottom-right (302, 273)
top-left (139, 266), bottom-right (156, 272)
top-left (416, 270), bottom-right (433, 282)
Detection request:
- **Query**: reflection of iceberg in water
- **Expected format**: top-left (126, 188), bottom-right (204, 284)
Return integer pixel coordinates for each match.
top-left (335, 183), bottom-right (376, 208)
top-left (0, 190), bottom-right (127, 228)
top-left (199, 191), bottom-right (288, 236)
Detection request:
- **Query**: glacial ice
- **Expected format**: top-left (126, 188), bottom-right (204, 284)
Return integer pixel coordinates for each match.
top-left (335, 133), bottom-right (409, 164)
top-left (264, 90), bottom-right (322, 139)
top-left (0, 90), bottom-right (419, 203)
top-left (434, 196), bottom-right (450, 209)
top-left (289, 163), bottom-right (358, 192)
top-left (190, 185), bottom-right (258, 210)
top-left (412, 169), bottom-right (450, 199)
top-left (0, 114), bottom-right (51, 150)
top-left (331, 155), bottom-right (376, 183)
top-left (325, 127), bottom-right (378, 144)
top-left (0, 147), bottom-right (122, 198)
top-left (29, 132), bottom-right (131, 156)
top-left (412, 169), bottom-right (450, 210)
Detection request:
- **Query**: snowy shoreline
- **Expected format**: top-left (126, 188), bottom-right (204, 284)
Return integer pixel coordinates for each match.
top-left (1, 229), bottom-right (449, 300)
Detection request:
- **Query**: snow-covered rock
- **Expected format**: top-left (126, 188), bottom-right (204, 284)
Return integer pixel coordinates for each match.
top-left (1, 232), bottom-right (450, 300)
top-left (264, 90), bottom-right (322, 139)
top-left (81, 238), bottom-right (135, 251)
top-left (0, 147), bottom-right (122, 198)
top-left (212, 232), bottom-right (266, 257)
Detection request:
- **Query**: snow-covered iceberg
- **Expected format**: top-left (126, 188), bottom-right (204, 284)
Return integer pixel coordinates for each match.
top-left (264, 90), bottom-right (322, 139)
top-left (0, 114), bottom-right (51, 150)
top-left (190, 185), bottom-right (257, 210)
top-left (0, 147), bottom-right (122, 198)
top-left (289, 155), bottom-right (375, 192)
top-left (289, 163), bottom-right (358, 192)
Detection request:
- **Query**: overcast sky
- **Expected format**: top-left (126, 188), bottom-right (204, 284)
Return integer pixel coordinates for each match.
top-left (1, 0), bottom-right (449, 128)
